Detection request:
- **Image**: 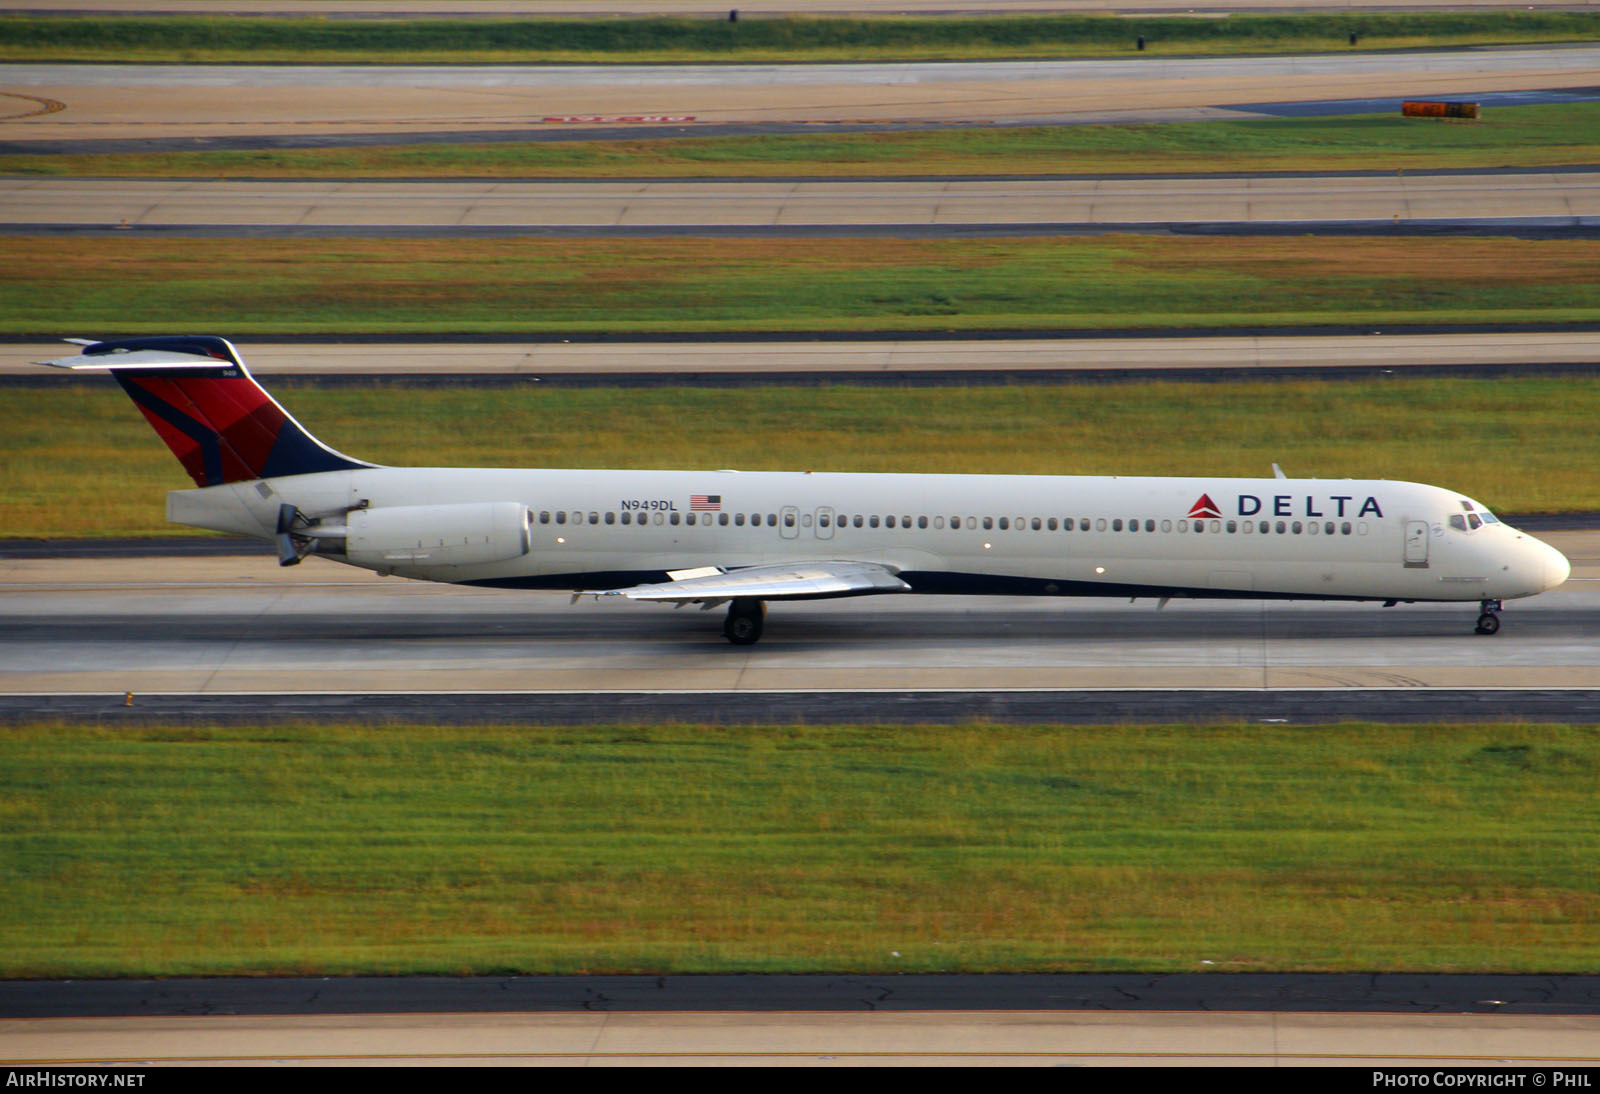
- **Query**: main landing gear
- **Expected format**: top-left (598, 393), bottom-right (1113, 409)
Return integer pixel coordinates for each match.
top-left (1475, 599), bottom-right (1502, 636)
top-left (724, 598), bottom-right (766, 645)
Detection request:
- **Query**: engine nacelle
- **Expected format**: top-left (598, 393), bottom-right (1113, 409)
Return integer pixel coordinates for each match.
top-left (346, 502), bottom-right (531, 569)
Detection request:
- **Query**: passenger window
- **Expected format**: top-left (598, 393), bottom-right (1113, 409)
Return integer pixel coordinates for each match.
top-left (1062, 518), bottom-right (1073, 532)
top-left (605, 512), bottom-right (616, 525)
top-left (736, 513), bottom-right (746, 526)
top-left (1177, 520), bottom-right (1187, 532)
top-left (1276, 521), bottom-right (1287, 534)
top-left (903, 516), bottom-right (912, 528)
top-left (870, 515), bottom-right (880, 528)
top-left (802, 513), bottom-right (813, 528)
top-left (767, 514), bottom-right (777, 527)
top-left (1047, 518), bottom-right (1057, 531)
top-left (998, 518), bottom-right (1009, 530)
top-left (1324, 521), bottom-right (1334, 535)
top-left (1341, 521), bottom-right (1351, 535)
top-left (1161, 520), bottom-right (1172, 533)
top-left (919, 516), bottom-right (929, 530)
top-left (820, 513), bottom-right (831, 528)
top-left (1145, 520), bottom-right (1155, 532)
top-left (1128, 518), bottom-right (1138, 533)
top-left (1292, 521), bottom-right (1303, 534)
top-left (539, 511), bottom-right (550, 524)
top-left (1031, 517), bottom-right (1042, 531)
top-left (1226, 520), bottom-right (1237, 533)
top-left (587, 512), bottom-right (598, 524)
top-left (886, 516), bottom-right (897, 529)
top-left (686, 513), bottom-right (696, 526)
top-left (555, 511), bottom-right (567, 525)
top-left (854, 515), bottom-right (864, 528)
top-left (1194, 521), bottom-right (1204, 534)
top-left (1112, 519), bottom-right (1123, 532)
top-left (934, 516), bottom-right (945, 530)
top-left (1096, 518), bottom-right (1107, 532)
top-left (719, 513), bottom-right (729, 526)
top-left (1012, 516), bottom-right (1023, 529)
top-left (1309, 521), bottom-right (1320, 535)
top-left (784, 513), bottom-right (795, 528)
top-left (670, 512), bottom-right (680, 526)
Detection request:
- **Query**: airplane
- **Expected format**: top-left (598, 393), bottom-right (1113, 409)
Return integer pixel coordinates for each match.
top-left (43, 335), bottom-right (1571, 644)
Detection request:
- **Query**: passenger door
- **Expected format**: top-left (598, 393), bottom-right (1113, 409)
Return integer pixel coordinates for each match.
top-left (1403, 520), bottom-right (1429, 567)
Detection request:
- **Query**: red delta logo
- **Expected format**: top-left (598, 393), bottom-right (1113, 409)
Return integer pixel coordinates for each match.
top-left (1187, 493), bottom-right (1222, 519)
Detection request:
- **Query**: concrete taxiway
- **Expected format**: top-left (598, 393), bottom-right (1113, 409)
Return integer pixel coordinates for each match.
top-left (7, 172), bottom-right (1599, 233)
top-left (8, 332), bottom-right (1600, 382)
top-left (2, 533), bottom-right (1594, 697)
top-left (6, 47), bottom-right (1599, 142)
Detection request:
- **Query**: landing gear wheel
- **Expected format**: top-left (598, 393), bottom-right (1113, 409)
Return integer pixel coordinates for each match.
top-left (1475, 598), bottom-right (1503, 636)
top-left (724, 598), bottom-right (766, 645)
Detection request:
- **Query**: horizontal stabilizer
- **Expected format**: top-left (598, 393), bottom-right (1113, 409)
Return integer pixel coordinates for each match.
top-left (38, 348), bottom-right (240, 370)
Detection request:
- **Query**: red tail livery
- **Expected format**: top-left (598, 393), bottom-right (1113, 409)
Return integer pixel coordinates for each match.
top-left (47, 336), bottom-right (370, 487)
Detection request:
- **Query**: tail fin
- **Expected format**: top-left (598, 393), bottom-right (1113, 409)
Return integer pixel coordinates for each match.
top-left (41, 336), bottom-right (373, 488)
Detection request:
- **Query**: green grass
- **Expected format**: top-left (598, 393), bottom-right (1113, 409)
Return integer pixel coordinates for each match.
top-left (5, 13), bottom-right (1598, 63)
top-left (3, 722), bottom-right (1597, 977)
top-left (5, 235), bottom-right (1600, 335)
top-left (10, 104), bottom-right (1600, 179)
top-left (6, 378), bottom-right (1597, 538)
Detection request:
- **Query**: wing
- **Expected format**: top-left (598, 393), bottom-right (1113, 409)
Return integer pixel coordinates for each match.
top-left (580, 560), bottom-right (911, 606)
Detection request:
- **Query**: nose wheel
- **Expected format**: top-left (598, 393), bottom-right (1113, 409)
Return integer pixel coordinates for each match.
top-left (1475, 599), bottom-right (1502, 636)
top-left (724, 598), bottom-right (766, 645)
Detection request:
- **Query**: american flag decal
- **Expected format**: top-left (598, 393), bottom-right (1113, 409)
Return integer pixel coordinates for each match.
top-left (690, 494), bottom-right (722, 512)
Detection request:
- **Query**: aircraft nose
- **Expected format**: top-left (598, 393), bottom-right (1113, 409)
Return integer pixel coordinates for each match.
top-left (1541, 539), bottom-right (1572, 592)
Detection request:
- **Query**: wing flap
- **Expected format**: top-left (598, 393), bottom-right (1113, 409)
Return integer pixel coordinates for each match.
top-left (586, 560), bottom-right (910, 603)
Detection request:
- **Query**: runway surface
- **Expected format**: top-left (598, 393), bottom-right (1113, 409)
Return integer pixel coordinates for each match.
top-left (10, 333), bottom-right (1600, 386)
top-left (7, 172), bottom-right (1599, 235)
top-left (6, 47), bottom-right (1600, 143)
top-left (6, 1002), bottom-right (1600, 1066)
top-left (2, 535), bottom-right (1593, 705)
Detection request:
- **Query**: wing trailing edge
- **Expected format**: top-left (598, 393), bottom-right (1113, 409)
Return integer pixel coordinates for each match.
top-left (580, 560), bottom-right (911, 605)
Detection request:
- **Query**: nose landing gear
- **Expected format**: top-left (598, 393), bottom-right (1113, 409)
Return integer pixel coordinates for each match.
top-left (1475, 599), bottom-right (1502, 636)
top-left (724, 598), bottom-right (766, 645)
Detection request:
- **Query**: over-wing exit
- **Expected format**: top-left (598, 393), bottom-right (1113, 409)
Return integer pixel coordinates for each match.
top-left (45, 336), bottom-right (1570, 645)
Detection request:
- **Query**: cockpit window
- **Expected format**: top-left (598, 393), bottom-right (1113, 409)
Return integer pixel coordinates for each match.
top-left (1467, 513), bottom-right (1483, 530)
top-left (1480, 511), bottom-right (1500, 524)
top-left (1449, 514), bottom-right (1468, 532)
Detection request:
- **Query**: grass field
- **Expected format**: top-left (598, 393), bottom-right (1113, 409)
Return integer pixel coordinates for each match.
top-left (5, 377), bottom-right (1597, 538)
top-left (4, 13), bottom-right (1596, 63)
top-left (10, 104), bottom-right (1600, 179)
top-left (3, 721), bottom-right (1597, 977)
top-left (6, 235), bottom-right (1600, 336)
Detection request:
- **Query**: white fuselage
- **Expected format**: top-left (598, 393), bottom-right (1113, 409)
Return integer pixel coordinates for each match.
top-left (168, 466), bottom-right (1571, 605)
